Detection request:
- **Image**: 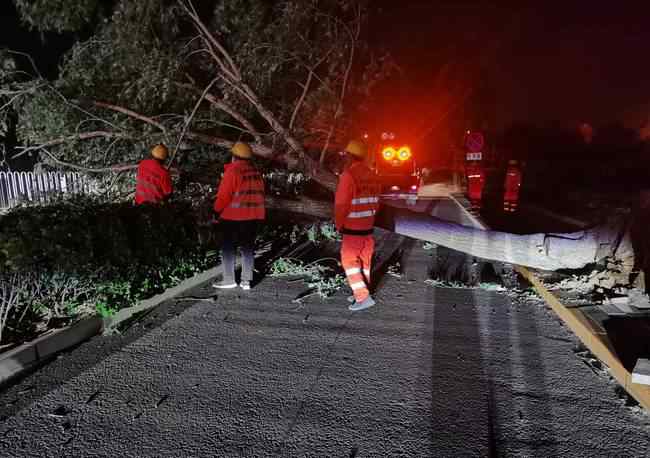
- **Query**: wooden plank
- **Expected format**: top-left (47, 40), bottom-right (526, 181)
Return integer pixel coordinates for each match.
top-left (516, 265), bottom-right (650, 411)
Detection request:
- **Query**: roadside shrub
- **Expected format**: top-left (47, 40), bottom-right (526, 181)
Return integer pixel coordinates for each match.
top-left (0, 196), bottom-right (218, 345)
top-left (0, 196), bottom-right (204, 272)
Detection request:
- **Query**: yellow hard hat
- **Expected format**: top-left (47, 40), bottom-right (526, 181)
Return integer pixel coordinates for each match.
top-left (232, 141), bottom-right (253, 159)
top-left (151, 144), bottom-right (169, 160)
top-left (344, 140), bottom-right (367, 159)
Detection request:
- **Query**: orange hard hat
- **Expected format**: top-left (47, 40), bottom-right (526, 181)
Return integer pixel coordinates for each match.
top-left (151, 144), bottom-right (169, 160)
top-left (345, 140), bottom-right (368, 159)
top-left (232, 142), bottom-right (253, 159)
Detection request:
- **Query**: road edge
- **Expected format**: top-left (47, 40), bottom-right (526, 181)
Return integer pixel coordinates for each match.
top-left (516, 265), bottom-right (650, 410)
top-left (0, 265), bottom-right (224, 387)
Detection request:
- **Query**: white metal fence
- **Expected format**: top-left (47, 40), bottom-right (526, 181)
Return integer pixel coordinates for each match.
top-left (0, 171), bottom-right (92, 210)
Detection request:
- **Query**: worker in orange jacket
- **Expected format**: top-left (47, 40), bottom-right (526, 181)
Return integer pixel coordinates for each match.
top-left (466, 161), bottom-right (485, 210)
top-left (213, 142), bottom-right (265, 290)
top-left (135, 144), bottom-right (173, 204)
top-left (503, 159), bottom-right (522, 213)
top-left (335, 140), bottom-right (381, 311)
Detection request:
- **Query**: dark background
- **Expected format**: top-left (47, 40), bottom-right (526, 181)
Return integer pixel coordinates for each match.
top-left (2, 1), bottom-right (649, 188)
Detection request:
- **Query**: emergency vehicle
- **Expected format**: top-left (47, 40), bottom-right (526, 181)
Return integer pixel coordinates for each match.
top-left (372, 131), bottom-right (420, 197)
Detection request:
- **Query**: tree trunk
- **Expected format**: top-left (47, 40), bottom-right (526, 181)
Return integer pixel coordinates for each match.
top-left (265, 196), bottom-right (635, 272)
top-left (265, 195), bottom-right (333, 219)
top-left (376, 206), bottom-right (633, 271)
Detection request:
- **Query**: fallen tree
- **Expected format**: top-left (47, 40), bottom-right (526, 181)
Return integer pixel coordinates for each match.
top-left (266, 194), bottom-right (635, 273)
top-left (2, 1), bottom-right (643, 278)
top-left (2, 0), bottom-right (389, 193)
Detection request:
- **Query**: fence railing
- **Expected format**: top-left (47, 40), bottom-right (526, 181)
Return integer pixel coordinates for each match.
top-left (0, 171), bottom-right (93, 210)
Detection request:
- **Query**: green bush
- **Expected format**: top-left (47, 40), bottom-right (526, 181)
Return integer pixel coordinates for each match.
top-left (0, 196), bottom-right (203, 272)
top-left (0, 196), bottom-right (217, 345)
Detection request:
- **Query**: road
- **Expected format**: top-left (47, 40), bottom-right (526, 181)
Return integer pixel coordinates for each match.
top-left (1, 229), bottom-right (650, 456)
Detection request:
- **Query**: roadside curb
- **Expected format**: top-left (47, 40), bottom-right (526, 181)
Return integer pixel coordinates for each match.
top-left (0, 266), bottom-right (223, 388)
top-left (0, 237), bottom-right (312, 388)
top-left (0, 316), bottom-right (102, 386)
top-left (102, 265), bottom-right (223, 332)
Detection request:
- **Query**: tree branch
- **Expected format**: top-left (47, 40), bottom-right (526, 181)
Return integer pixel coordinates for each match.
top-left (90, 100), bottom-right (167, 132)
top-left (176, 80), bottom-right (262, 143)
top-left (319, 6), bottom-right (361, 164)
top-left (40, 147), bottom-right (138, 173)
top-left (289, 46), bottom-right (336, 131)
top-left (12, 131), bottom-right (136, 159)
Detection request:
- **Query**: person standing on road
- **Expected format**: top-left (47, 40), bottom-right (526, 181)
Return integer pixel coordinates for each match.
top-left (135, 144), bottom-right (173, 204)
top-left (503, 159), bottom-right (522, 213)
top-left (335, 140), bottom-right (381, 311)
top-left (466, 161), bottom-right (485, 210)
top-left (212, 142), bottom-right (265, 291)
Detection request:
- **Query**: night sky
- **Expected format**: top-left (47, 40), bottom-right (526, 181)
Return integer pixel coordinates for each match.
top-left (369, 1), bottom-right (650, 133)
top-left (1, 1), bottom-right (649, 132)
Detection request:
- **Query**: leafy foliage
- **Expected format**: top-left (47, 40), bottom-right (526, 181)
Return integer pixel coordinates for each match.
top-left (4, 0), bottom-right (390, 178)
top-left (269, 256), bottom-right (345, 299)
top-left (13, 0), bottom-right (105, 33)
top-left (0, 196), bottom-right (219, 344)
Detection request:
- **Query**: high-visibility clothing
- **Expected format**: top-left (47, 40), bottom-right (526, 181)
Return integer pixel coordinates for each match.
top-left (504, 165), bottom-right (521, 201)
top-left (341, 234), bottom-right (374, 303)
top-left (135, 158), bottom-right (172, 204)
top-left (335, 162), bottom-right (380, 235)
top-left (214, 160), bottom-right (265, 221)
top-left (503, 165), bottom-right (522, 212)
top-left (466, 164), bottom-right (485, 204)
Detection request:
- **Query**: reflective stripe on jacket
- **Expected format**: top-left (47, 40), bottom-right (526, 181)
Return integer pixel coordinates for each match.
top-left (135, 158), bottom-right (172, 204)
top-left (214, 160), bottom-right (265, 221)
top-left (504, 165), bottom-right (522, 201)
top-left (335, 162), bottom-right (380, 234)
top-left (466, 164), bottom-right (485, 201)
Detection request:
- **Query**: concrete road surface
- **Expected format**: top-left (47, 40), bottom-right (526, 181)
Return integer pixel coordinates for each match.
top-left (1, 240), bottom-right (649, 457)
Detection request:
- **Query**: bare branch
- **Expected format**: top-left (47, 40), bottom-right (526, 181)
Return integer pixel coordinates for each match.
top-left (40, 147), bottom-right (138, 173)
top-left (12, 131), bottom-right (136, 159)
top-left (319, 5), bottom-right (362, 164)
top-left (175, 81), bottom-right (262, 143)
top-left (91, 101), bottom-right (167, 132)
top-left (169, 76), bottom-right (220, 166)
top-left (289, 46), bottom-right (336, 131)
top-left (178, 0), bottom-right (240, 82)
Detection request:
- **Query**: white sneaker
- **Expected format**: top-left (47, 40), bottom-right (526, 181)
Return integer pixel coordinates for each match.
top-left (212, 282), bottom-right (237, 289)
top-left (348, 296), bottom-right (376, 312)
top-left (240, 282), bottom-right (251, 290)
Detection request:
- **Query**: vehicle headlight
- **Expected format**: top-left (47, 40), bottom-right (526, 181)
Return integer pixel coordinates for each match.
top-left (397, 146), bottom-right (411, 161)
top-left (382, 147), bottom-right (396, 161)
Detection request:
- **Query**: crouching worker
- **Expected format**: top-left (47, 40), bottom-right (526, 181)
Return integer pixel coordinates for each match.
top-left (135, 144), bottom-right (173, 204)
top-left (213, 142), bottom-right (265, 290)
top-left (335, 140), bottom-right (380, 311)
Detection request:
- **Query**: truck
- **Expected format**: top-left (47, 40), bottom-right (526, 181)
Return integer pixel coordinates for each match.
top-left (371, 131), bottom-right (420, 197)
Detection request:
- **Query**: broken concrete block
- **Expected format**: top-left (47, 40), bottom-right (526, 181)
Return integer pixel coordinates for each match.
top-left (628, 289), bottom-right (650, 309)
top-left (632, 359), bottom-right (650, 385)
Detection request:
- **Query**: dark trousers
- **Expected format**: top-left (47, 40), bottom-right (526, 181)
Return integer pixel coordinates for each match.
top-left (220, 220), bottom-right (259, 284)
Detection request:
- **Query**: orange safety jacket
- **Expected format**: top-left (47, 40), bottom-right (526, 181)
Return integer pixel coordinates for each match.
top-left (135, 158), bottom-right (172, 204)
top-left (335, 162), bottom-right (380, 235)
top-left (214, 160), bottom-right (265, 221)
top-left (466, 164), bottom-right (485, 202)
top-left (504, 165), bottom-right (522, 201)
